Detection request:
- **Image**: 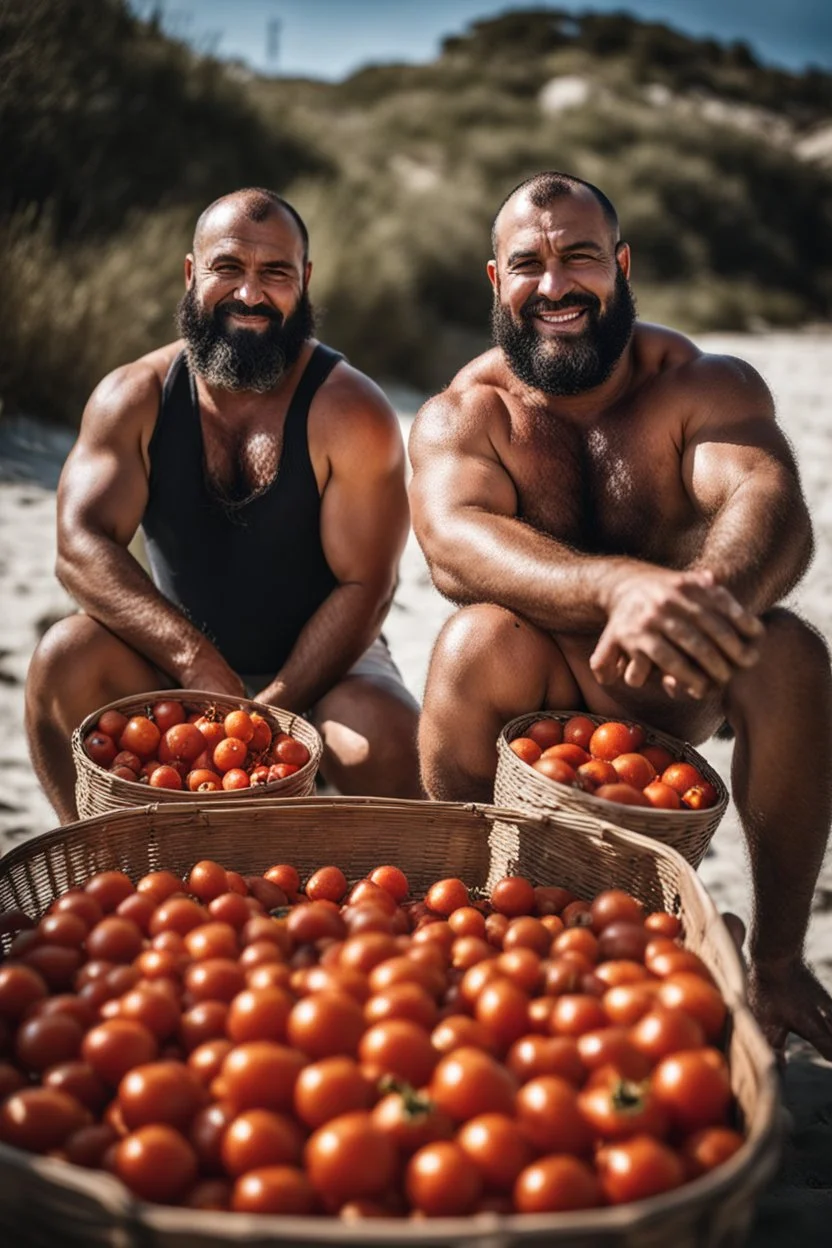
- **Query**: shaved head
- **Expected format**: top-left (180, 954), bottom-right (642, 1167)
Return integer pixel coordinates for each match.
top-left (492, 172), bottom-right (620, 258)
top-left (194, 189), bottom-right (309, 265)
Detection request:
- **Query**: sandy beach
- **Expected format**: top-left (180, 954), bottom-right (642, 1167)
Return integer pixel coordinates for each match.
top-left (1, 329), bottom-right (831, 1240)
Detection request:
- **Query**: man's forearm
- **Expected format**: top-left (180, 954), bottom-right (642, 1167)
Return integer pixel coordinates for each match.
top-left (424, 510), bottom-right (643, 634)
top-left (57, 532), bottom-right (222, 682)
top-left (257, 583), bottom-right (391, 712)
top-left (689, 482), bottom-right (813, 615)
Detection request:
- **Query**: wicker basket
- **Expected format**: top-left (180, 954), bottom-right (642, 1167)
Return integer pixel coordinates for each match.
top-left (71, 690), bottom-right (322, 819)
top-left (495, 711), bottom-right (729, 869)
top-left (0, 798), bottom-right (780, 1248)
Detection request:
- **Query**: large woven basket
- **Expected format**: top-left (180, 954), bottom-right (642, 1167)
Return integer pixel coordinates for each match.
top-left (495, 711), bottom-right (729, 869)
top-left (0, 798), bottom-right (780, 1248)
top-left (71, 690), bottom-right (322, 819)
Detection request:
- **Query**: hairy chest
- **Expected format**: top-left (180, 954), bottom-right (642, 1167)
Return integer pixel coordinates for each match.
top-left (200, 418), bottom-right (285, 503)
top-left (505, 408), bottom-right (699, 561)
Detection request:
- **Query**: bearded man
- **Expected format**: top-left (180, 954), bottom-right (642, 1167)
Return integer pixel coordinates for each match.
top-left (27, 188), bottom-right (421, 819)
top-left (409, 171), bottom-right (832, 1059)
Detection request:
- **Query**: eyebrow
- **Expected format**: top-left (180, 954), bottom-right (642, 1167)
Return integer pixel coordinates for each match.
top-left (505, 240), bottom-right (606, 266)
top-left (207, 252), bottom-right (297, 271)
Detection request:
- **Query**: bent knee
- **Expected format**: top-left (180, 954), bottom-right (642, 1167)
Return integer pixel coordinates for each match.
top-left (759, 607), bottom-right (830, 669)
top-left (29, 615), bottom-right (106, 684)
top-left (431, 605), bottom-right (547, 671)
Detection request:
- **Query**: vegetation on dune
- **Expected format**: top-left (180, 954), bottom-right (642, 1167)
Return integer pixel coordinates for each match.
top-left (2, 1), bottom-right (831, 423)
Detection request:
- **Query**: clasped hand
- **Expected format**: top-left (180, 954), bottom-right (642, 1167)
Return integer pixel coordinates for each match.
top-left (590, 569), bottom-right (764, 700)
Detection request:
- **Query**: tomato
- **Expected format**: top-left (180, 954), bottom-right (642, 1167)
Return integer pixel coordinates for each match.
top-left (526, 718), bottom-right (563, 750)
top-left (249, 713), bottom-right (272, 753)
top-left (222, 768), bottom-right (250, 791)
top-left (286, 991), bottom-right (365, 1060)
top-left (431, 1016), bottom-right (497, 1056)
top-left (405, 1140), bottom-right (483, 1216)
top-left (180, 1001), bottom-right (230, 1053)
top-left (562, 715), bottom-right (596, 750)
top-left (306, 866), bottom-right (348, 904)
top-left (576, 759), bottom-right (619, 790)
top-left (682, 1126), bottom-right (745, 1177)
top-left (596, 783), bottom-right (651, 807)
top-left (221, 1042), bottom-right (306, 1114)
top-left (119, 716), bottom-right (161, 760)
top-left (136, 871), bottom-right (184, 905)
top-left (187, 1038), bottom-right (233, 1087)
top-left (514, 1155), bottom-right (601, 1213)
top-left (98, 709), bottom-right (128, 740)
top-left (553, 926), bottom-right (599, 961)
top-left (0, 964), bottom-right (48, 1020)
top-left (429, 1047), bottom-right (517, 1120)
top-left (497, 943), bottom-right (545, 987)
top-left (264, 864), bottom-right (300, 894)
top-left (221, 1108), bottom-right (303, 1176)
top-left (490, 876), bottom-right (536, 917)
top-left (149, 897), bottom-right (207, 938)
top-left (594, 960), bottom-right (651, 989)
top-left (52, 890), bottom-right (104, 928)
top-left (550, 993), bottom-right (608, 1037)
top-left (579, 1074), bottom-right (668, 1140)
top-left (193, 717), bottom-right (226, 749)
top-left (0, 1087), bottom-right (89, 1153)
top-left (516, 1074), bottom-right (592, 1154)
top-left (161, 723), bottom-right (206, 764)
top-left (84, 731), bottom-right (118, 767)
top-left (149, 764), bottom-right (183, 790)
top-left (114, 1123), bottom-right (198, 1202)
top-left (509, 737), bottom-right (542, 764)
top-left (543, 742), bottom-right (592, 769)
top-left (658, 973), bottom-right (727, 1040)
top-left (533, 756), bottom-right (577, 785)
top-left (286, 902), bottom-right (346, 945)
top-left (368, 865), bottom-right (409, 902)
top-left (305, 1111), bottom-right (398, 1205)
top-left (560, 900), bottom-right (594, 928)
top-left (612, 752), bottom-right (656, 789)
top-left (603, 983), bottom-right (660, 1026)
top-left (365, 982), bottom-right (438, 1030)
top-left (273, 737), bottom-right (310, 768)
top-left (82, 1019), bottom-right (158, 1085)
top-left (682, 783), bottom-right (719, 810)
top-left (457, 1113), bottom-right (533, 1191)
top-left (63, 1122), bottom-right (119, 1169)
top-left (651, 1048), bottom-right (732, 1133)
top-left (577, 1027), bottom-right (651, 1079)
top-left (118, 1060), bottom-right (204, 1132)
top-left (424, 877), bottom-right (469, 916)
top-left (151, 700), bottom-right (186, 733)
top-left (533, 886), bottom-right (575, 916)
top-left (184, 957), bottom-right (244, 1005)
top-left (631, 1006), bottom-right (705, 1064)
top-left (647, 948), bottom-right (714, 981)
top-left (84, 870), bottom-right (135, 912)
top-left (645, 911), bottom-right (683, 939)
top-left (643, 781), bottom-right (682, 809)
top-left (226, 987), bottom-right (293, 1044)
top-left (0, 1062), bottom-right (27, 1100)
top-left (267, 763), bottom-right (299, 782)
top-left (359, 1019), bottom-right (437, 1087)
top-left (117, 987), bottom-right (181, 1043)
top-left (86, 916), bottom-right (144, 963)
top-left (598, 921), bottom-right (650, 962)
top-left (506, 1033), bottom-right (584, 1085)
top-left (294, 1056), bottom-right (374, 1129)
top-left (15, 1013), bottom-right (84, 1072)
top-left (213, 737), bottom-right (248, 773)
top-left (231, 1166), bottom-right (316, 1214)
top-left (372, 1088), bottom-right (454, 1155)
top-left (596, 1134), bottom-right (685, 1204)
top-left (475, 979), bottom-right (531, 1051)
top-left (661, 762), bottom-right (705, 795)
top-left (448, 907), bottom-right (486, 939)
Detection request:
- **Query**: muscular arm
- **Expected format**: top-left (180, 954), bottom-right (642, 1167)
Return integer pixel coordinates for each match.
top-left (682, 357), bottom-right (813, 614)
top-left (255, 377), bottom-right (409, 711)
top-left (57, 364), bottom-right (244, 693)
top-left (409, 387), bottom-right (636, 634)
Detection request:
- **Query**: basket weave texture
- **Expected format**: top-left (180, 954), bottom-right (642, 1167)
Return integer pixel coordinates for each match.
top-left (71, 689), bottom-right (322, 819)
top-left (495, 710), bottom-right (729, 869)
top-left (0, 797), bottom-right (780, 1248)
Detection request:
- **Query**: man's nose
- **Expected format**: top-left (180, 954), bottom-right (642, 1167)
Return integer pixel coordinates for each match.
top-left (235, 277), bottom-right (263, 305)
top-left (537, 264), bottom-right (572, 301)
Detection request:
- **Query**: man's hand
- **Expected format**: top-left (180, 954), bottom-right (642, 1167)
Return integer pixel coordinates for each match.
top-left (591, 568), bottom-right (764, 699)
top-left (176, 652), bottom-right (246, 699)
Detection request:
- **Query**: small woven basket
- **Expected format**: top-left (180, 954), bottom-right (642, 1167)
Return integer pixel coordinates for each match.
top-left (495, 710), bottom-right (729, 869)
top-left (71, 689), bottom-right (322, 819)
top-left (0, 797), bottom-right (780, 1248)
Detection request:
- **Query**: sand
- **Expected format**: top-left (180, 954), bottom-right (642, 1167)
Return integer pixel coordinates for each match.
top-left (1, 330), bottom-right (831, 1240)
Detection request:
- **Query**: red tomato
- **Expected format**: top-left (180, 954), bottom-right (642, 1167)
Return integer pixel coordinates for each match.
top-left (682, 782), bottom-right (719, 810)
top-left (221, 1108), bottom-right (303, 1176)
top-left (563, 715), bottom-right (597, 750)
top-left (516, 1075), bottom-right (593, 1154)
top-left (525, 718), bottom-right (563, 750)
top-left (84, 732), bottom-right (118, 767)
top-left (533, 757), bottom-right (578, 785)
top-left (514, 1155), bottom-right (601, 1213)
top-left (661, 762), bottom-right (705, 795)
top-left (456, 1113), bottom-right (533, 1191)
top-left (543, 742), bottom-right (591, 769)
top-left (114, 1124), bottom-right (198, 1202)
top-left (596, 1134), bottom-right (685, 1204)
top-left (371, 1089), bottom-right (454, 1155)
top-left (273, 737), bottom-right (310, 768)
top-left (682, 1126), bottom-right (745, 1177)
top-left (490, 876), bottom-right (535, 917)
top-left (509, 737), bottom-right (542, 764)
top-left (405, 1140), bottom-right (483, 1217)
top-left (589, 721), bottom-right (640, 761)
top-left (118, 1060), bottom-right (204, 1132)
top-left (429, 1047), bottom-right (517, 1121)
top-left (231, 1166), bottom-right (315, 1214)
top-left (119, 716), bottom-right (160, 760)
top-left (595, 783), bottom-right (651, 806)
top-left (612, 752), bottom-right (656, 789)
top-left (359, 1019), bottom-right (437, 1087)
top-left (368, 865), bottom-right (409, 902)
top-left (0, 1087), bottom-right (89, 1153)
top-left (425, 877), bottom-right (469, 915)
top-left (578, 1075), bottom-right (668, 1140)
top-left (643, 781), bottom-right (682, 809)
top-left (304, 1111), bottom-right (398, 1205)
top-left (97, 709), bottom-right (128, 740)
top-left (651, 1048), bottom-right (732, 1133)
top-left (149, 764), bottom-right (183, 790)
top-left (294, 1057), bottom-right (375, 1129)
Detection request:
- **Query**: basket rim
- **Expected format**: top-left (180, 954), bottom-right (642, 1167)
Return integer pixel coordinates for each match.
top-left (71, 687), bottom-right (321, 800)
top-left (498, 709), bottom-right (728, 823)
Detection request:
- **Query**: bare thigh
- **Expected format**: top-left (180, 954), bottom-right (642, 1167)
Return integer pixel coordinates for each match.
top-left (310, 675), bottom-right (421, 799)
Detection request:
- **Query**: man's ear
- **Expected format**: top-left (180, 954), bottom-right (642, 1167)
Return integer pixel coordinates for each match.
top-left (304, 261), bottom-right (312, 288)
top-left (184, 254), bottom-right (195, 288)
top-left (616, 242), bottom-right (631, 280)
top-left (486, 259), bottom-right (498, 291)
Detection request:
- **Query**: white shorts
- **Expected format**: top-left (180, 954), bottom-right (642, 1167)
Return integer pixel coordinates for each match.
top-left (242, 636), bottom-right (419, 713)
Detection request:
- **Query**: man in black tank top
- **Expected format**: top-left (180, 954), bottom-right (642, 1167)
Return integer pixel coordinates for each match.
top-left (26, 188), bottom-right (421, 822)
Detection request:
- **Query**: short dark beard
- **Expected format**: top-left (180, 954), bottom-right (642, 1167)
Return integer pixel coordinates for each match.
top-left (492, 266), bottom-right (636, 396)
top-left (177, 285), bottom-right (315, 393)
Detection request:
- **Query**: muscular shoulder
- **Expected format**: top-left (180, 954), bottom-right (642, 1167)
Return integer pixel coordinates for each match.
top-left (79, 342), bottom-right (179, 448)
top-left (310, 354), bottom-right (405, 474)
top-left (410, 349), bottom-right (510, 463)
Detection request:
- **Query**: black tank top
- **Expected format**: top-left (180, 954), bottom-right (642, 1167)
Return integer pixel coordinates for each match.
top-left (142, 345), bottom-right (342, 674)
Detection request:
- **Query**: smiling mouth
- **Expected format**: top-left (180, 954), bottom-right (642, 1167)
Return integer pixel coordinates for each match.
top-left (534, 307), bottom-right (587, 327)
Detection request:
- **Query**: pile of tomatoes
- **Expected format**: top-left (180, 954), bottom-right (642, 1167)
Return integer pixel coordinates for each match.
top-left (0, 861), bottom-right (743, 1220)
top-left (509, 717), bottom-right (719, 812)
top-left (82, 699), bottom-right (311, 793)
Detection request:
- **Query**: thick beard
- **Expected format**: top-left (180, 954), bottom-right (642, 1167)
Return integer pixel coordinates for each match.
top-left (492, 267), bottom-right (637, 397)
top-left (177, 286), bottom-right (316, 393)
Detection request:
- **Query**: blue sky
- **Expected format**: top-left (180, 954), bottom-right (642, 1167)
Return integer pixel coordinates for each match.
top-left (129, 1), bottom-right (832, 77)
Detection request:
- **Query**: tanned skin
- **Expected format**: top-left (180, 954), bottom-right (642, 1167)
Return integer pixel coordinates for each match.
top-left (26, 194), bottom-right (421, 817)
top-left (410, 183), bottom-right (832, 1059)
